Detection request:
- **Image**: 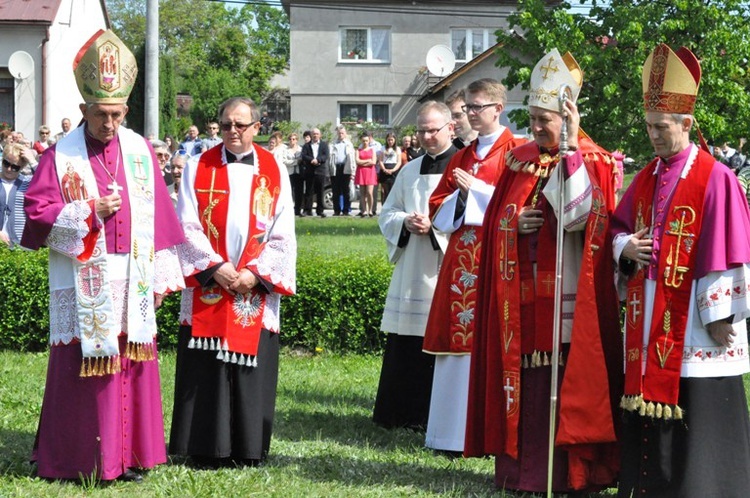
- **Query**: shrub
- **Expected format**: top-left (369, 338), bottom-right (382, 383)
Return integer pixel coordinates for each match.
top-left (0, 247), bottom-right (393, 355)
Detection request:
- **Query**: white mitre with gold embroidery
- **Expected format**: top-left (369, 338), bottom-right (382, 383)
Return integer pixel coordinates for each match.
top-left (528, 48), bottom-right (583, 112)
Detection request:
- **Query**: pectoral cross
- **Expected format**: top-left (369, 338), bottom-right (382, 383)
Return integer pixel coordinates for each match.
top-left (664, 206), bottom-right (695, 289)
top-left (196, 168), bottom-right (229, 250)
top-left (108, 181), bottom-right (123, 194)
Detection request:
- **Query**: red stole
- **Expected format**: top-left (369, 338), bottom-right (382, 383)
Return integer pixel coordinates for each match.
top-left (423, 130), bottom-right (523, 354)
top-left (189, 145), bottom-right (282, 358)
top-left (623, 148), bottom-right (714, 417)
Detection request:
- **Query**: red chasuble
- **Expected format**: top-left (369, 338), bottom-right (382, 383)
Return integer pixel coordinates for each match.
top-left (188, 145), bottom-right (283, 358)
top-left (622, 148), bottom-right (714, 416)
top-left (465, 138), bottom-right (622, 490)
top-left (423, 128), bottom-right (524, 354)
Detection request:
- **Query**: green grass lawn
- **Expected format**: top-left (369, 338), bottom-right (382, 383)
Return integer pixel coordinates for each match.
top-left (0, 350), bottom-right (505, 497)
top-left (2, 211), bottom-right (748, 497)
top-left (295, 215), bottom-right (386, 258)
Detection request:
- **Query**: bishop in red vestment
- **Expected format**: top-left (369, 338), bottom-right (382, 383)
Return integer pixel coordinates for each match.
top-left (465, 50), bottom-right (621, 493)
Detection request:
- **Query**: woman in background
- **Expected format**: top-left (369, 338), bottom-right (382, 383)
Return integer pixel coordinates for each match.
top-left (355, 132), bottom-right (378, 217)
top-left (378, 132), bottom-right (402, 202)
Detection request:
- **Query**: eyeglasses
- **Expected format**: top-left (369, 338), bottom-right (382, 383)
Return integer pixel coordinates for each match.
top-left (219, 121), bottom-right (256, 133)
top-left (451, 112), bottom-right (465, 120)
top-left (40, 132), bottom-right (50, 136)
top-left (208, 126), bottom-right (219, 130)
top-left (461, 103), bottom-right (498, 114)
top-left (416, 122), bottom-right (450, 136)
top-left (2, 159), bottom-right (21, 171)
top-left (156, 152), bottom-right (171, 160)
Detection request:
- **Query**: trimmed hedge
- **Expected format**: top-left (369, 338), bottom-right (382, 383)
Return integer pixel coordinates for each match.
top-left (0, 246), bottom-right (392, 354)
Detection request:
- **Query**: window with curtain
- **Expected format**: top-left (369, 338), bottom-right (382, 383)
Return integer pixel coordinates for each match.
top-left (451, 28), bottom-right (491, 62)
top-left (340, 27), bottom-right (391, 62)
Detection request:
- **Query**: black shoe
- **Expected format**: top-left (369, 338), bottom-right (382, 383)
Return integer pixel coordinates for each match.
top-left (299, 212), bottom-right (307, 217)
top-left (118, 469), bottom-right (143, 483)
top-left (319, 213), bottom-right (328, 218)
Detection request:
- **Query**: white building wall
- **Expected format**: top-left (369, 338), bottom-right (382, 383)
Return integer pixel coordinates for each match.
top-left (288, 3), bottom-right (515, 130)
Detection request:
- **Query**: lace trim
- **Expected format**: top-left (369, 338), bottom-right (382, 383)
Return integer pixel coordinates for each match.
top-left (46, 201), bottom-right (93, 258)
top-left (262, 293), bottom-right (281, 332)
top-left (154, 246), bottom-right (185, 294)
top-left (177, 225), bottom-right (223, 276)
top-left (50, 279), bottom-right (129, 345)
top-left (249, 236), bottom-right (297, 293)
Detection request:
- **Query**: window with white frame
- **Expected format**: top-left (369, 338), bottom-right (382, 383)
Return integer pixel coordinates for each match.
top-left (339, 27), bottom-right (391, 62)
top-left (339, 103), bottom-right (390, 125)
top-left (451, 28), bottom-right (492, 62)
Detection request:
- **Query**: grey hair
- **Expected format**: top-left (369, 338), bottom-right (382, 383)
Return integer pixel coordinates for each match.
top-left (217, 97), bottom-right (261, 122)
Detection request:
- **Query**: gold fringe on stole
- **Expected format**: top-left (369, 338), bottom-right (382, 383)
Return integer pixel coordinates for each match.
top-left (125, 342), bottom-right (155, 362)
top-left (619, 394), bottom-right (684, 421)
top-left (79, 355), bottom-right (122, 377)
top-left (521, 351), bottom-right (565, 369)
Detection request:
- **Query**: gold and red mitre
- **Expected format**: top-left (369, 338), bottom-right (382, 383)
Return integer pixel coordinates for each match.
top-left (528, 48), bottom-right (583, 112)
top-left (73, 29), bottom-right (137, 104)
top-left (642, 44), bottom-right (701, 114)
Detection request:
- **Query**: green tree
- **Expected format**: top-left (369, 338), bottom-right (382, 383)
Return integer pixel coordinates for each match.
top-left (107, 0), bottom-right (290, 130)
top-left (497, 0), bottom-right (750, 162)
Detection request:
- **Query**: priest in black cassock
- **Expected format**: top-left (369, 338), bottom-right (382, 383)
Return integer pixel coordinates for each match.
top-left (373, 101), bottom-right (457, 429)
top-left (170, 96), bottom-right (296, 467)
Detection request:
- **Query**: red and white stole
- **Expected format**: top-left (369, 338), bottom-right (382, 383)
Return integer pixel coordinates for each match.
top-left (188, 145), bottom-right (282, 366)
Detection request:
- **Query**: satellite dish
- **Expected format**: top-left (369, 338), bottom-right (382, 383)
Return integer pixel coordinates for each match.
top-left (426, 45), bottom-right (456, 77)
top-left (8, 51), bottom-right (34, 80)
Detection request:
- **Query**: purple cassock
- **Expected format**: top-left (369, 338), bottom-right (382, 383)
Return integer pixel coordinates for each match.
top-left (23, 125), bottom-right (185, 480)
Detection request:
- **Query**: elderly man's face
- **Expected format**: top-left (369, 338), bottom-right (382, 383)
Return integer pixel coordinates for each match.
top-left (529, 106), bottom-right (563, 150)
top-left (188, 126), bottom-right (199, 139)
top-left (220, 102), bottom-right (259, 154)
top-left (312, 129), bottom-right (321, 142)
top-left (61, 119), bottom-right (71, 132)
top-left (80, 103), bottom-right (128, 143)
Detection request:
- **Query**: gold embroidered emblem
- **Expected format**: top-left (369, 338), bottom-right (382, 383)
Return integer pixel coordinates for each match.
top-left (664, 206), bottom-right (695, 288)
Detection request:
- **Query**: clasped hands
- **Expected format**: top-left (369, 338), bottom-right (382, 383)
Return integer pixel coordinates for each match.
top-left (213, 263), bottom-right (259, 295)
top-left (404, 212), bottom-right (431, 235)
